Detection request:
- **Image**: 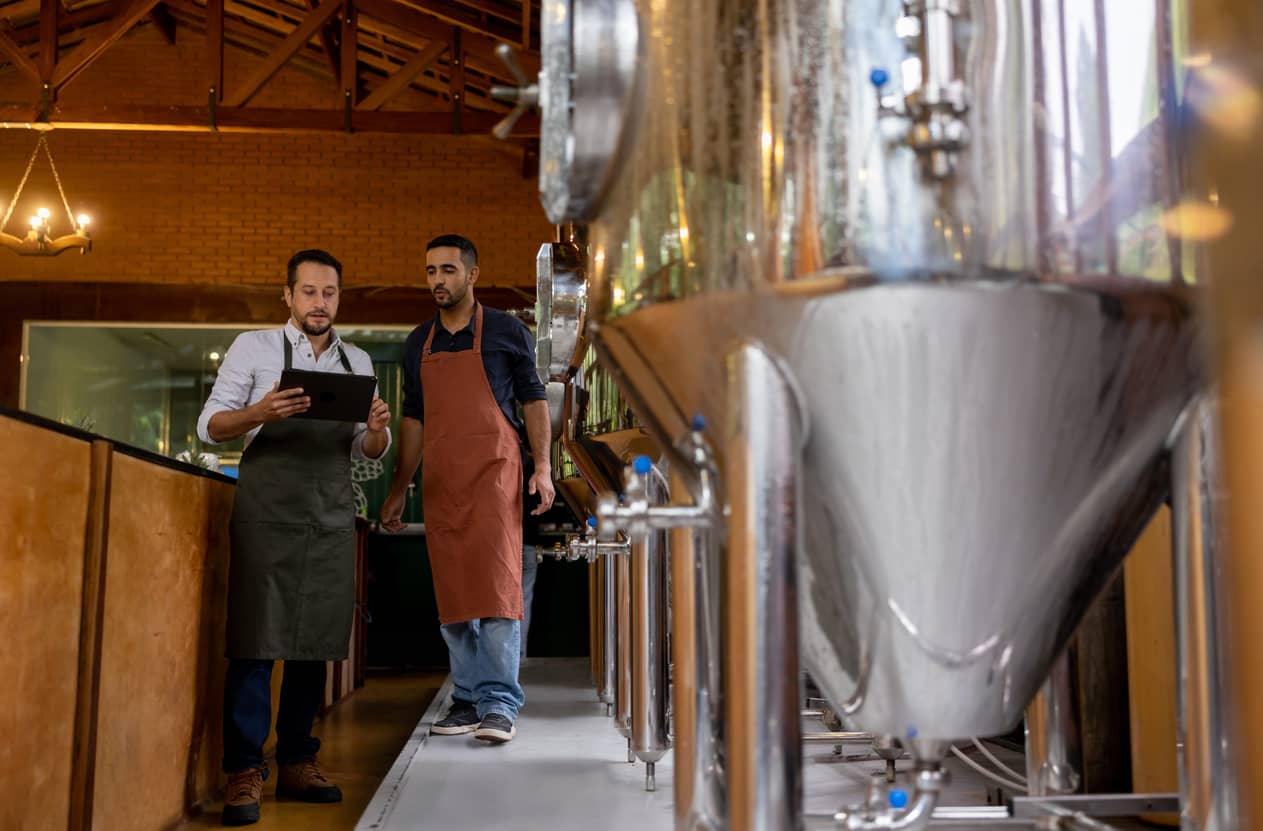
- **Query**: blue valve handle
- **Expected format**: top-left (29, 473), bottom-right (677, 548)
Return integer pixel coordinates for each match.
top-left (888, 789), bottom-right (909, 810)
top-left (633, 455), bottom-right (653, 475)
top-left (691, 413), bottom-right (706, 431)
top-left (870, 67), bottom-right (890, 88)
top-left (587, 516), bottom-right (597, 528)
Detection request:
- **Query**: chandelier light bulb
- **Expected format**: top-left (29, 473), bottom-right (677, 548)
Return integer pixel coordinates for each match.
top-left (77, 214), bottom-right (90, 227)
top-left (29, 215), bottom-right (42, 228)
top-left (37, 207), bottom-right (50, 219)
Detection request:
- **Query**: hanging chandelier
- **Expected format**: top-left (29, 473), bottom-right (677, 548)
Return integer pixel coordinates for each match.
top-left (0, 134), bottom-right (91, 256)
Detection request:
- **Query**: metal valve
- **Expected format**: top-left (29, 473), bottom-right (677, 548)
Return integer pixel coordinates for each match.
top-left (873, 0), bottom-right (970, 179)
top-left (489, 43), bottom-right (539, 140)
top-left (593, 415), bottom-right (719, 541)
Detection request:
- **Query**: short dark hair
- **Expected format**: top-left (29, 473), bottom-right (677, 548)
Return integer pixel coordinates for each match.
top-left (287, 249), bottom-right (343, 289)
top-left (426, 234), bottom-right (478, 269)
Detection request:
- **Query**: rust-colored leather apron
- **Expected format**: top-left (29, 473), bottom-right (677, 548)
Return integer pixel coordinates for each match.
top-left (421, 303), bottom-right (524, 624)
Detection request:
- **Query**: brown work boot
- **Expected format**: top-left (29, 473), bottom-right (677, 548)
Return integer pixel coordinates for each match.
top-left (277, 758), bottom-right (343, 803)
top-left (222, 767), bottom-right (264, 826)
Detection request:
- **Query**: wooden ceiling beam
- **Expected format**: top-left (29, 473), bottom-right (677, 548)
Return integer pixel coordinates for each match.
top-left (393, 0), bottom-right (517, 43)
top-left (305, 0), bottom-right (342, 83)
top-left (51, 0), bottom-right (162, 89)
top-left (356, 0), bottom-right (535, 75)
top-left (205, 0), bottom-right (223, 100)
top-left (51, 0), bottom-right (163, 90)
top-left (151, 2), bottom-right (177, 44)
top-left (39, 0), bottom-right (58, 81)
top-left (449, 0), bottom-right (524, 26)
top-left (358, 35), bottom-right (446, 110)
top-left (223, 0), bottom-right (341, 106)
top-left (0, 101), bottom-right (539, 134)
top-left (0, 27), bottom-right (42, 84)
top-left (339, 0), bottom-right (357, 106)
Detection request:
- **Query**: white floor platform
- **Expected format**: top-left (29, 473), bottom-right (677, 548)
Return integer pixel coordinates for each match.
top-left (355, 658), bottom-right (1042, 831)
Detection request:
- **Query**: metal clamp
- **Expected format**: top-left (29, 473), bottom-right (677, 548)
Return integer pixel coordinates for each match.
top-left (594, 416), bottom-right (719, 541)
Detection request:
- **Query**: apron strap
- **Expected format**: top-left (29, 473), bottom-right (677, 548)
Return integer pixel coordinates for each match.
top-left (422, 317), bottom-right (438, 356)
top-left (283, 328), bottom-right (353, 373)
top-left (473, 303), bottom-right (484, 355)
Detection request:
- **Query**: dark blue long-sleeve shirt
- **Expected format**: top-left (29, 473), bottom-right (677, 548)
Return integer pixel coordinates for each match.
top-left (401, 304), bottom-right (546, 439)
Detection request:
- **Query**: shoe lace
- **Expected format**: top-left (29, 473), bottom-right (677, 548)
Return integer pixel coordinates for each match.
top-left (227, 769), bottom-right (262, 803)
top-left (299, 759), bottom-right (331, 786)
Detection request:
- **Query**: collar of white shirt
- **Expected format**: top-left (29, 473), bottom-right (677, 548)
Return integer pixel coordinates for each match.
top-left (284, 319), bottom-right (342, 350)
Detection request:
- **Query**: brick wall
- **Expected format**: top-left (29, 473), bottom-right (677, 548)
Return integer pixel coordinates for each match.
top-left (0, 23), bottom-right (552, 289)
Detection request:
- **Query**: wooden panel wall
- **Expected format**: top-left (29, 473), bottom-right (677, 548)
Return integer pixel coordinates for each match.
top-left (1124, 506), bottom-right (1179, 825)
top-left (0, 418), bottom-right (92, 831)
top-left (91, 452), bottom-right (234, 829)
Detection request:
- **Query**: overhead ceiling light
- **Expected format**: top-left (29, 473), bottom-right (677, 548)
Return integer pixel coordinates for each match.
top-left (0, 134), bottom-right (91, 256)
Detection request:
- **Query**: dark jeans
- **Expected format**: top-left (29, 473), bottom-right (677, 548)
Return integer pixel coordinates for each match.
top-left (223, 658), bottom-right (326, 773)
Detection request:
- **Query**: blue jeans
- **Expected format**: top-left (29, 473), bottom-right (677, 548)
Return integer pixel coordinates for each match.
top-left (440, 617), bottom-right (525, 721)
top-left (223, 658), bottom-right (325, 773)
top-left (521, 544), bottom-right (538, 658)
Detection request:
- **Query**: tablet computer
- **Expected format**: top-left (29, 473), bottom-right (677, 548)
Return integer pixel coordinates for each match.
top-left (278, 369), bottom-right (377, 422)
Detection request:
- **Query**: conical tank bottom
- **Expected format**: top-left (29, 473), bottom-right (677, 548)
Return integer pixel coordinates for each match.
top-left (594, 277), bottom-right (1201, 744)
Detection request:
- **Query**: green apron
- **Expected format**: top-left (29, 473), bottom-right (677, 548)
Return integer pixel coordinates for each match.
top-left (225, 334), bottom-right (357, 661)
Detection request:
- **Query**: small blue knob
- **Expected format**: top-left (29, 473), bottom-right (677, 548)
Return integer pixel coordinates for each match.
top-left (870, 67), bottom-right (890, 88)
top-left (888, 789), bottom-right (909, 810)
top-left (906, 725), bottom-right (918, 739)
top-left (691, 413), bottom-right (706, 431)
top-left (587, 516), bottom-right (598, 528)
top-left (633, 455), bottom-right (653, 475)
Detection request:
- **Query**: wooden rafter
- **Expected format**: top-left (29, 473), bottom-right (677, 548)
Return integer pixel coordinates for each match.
top-left (51, 0), bottom-right (163, 91)
top-left (358, 35), bottom-right (445, 110)
top-left (224, 0), bottom-right (341, 106)
top-left (519, 0), bottom-right (527, 48)
top-left (451, 0), bottom-right (523, 25)
top-left (151, 2), bottom-right (177, 44)
top-left (39, 0), bottom-right (57, 81)
top-left (394, 0), bottom-right (515, 43)
top-left (357, 0), bottom-right (536, 74)
top-left (306, 0), bottom-right (341, 82)
top-left (340, 0), bottom-right (356, 105)
top-left (205, 0), bottom-right (223, 100)
top-left (448, 25), bottom-right (461, 130)
top-left (0, 27), bottom-right (41, 83)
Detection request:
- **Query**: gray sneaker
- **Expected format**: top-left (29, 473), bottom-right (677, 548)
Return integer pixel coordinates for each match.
top-left (432, 700), bottom-right (480, 735)
top-left (474, 713), bottom-right (516, 743)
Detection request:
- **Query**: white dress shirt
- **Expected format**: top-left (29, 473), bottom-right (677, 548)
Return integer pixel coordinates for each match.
top-left (196, 320), bottom-right (391, 459)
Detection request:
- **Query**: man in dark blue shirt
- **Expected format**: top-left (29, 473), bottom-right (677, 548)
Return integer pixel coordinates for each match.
top-left (381, 234), bottom-right (553, 744)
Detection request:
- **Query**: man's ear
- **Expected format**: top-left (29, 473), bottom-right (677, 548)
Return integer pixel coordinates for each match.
top-left (468, 264), bottom-right (480, 285)
top-left (282, 286), bottom-right (293, 309)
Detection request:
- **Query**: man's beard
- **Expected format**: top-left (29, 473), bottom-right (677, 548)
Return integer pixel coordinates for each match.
top-left (434, 283), bottom-right (467, 308)
top-left (300, 314), bottom-right (333, 336)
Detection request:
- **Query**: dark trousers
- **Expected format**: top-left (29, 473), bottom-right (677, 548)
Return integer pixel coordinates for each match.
top-left (223, 658), bottom-right (326, 773)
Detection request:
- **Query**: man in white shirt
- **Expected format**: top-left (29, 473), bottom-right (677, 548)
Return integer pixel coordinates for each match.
top-left (197, 249), bottom-right (391, 826)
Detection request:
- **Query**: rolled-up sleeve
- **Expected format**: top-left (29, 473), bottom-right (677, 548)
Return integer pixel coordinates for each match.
top-left (196, 334), bottom-right (255, 445)
top-left (512, 321), bottom-right (547, 403)
top-left (401, 324), bottom-right (427, 422)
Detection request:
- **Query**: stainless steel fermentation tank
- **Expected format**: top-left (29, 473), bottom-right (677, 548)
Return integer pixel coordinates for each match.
top-left (535, 227), bottom-right (672, 791)
top-left (496, 0), bottom-right (1215, 828)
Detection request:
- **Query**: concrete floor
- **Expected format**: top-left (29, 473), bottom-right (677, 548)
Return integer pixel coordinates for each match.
top-left (357, 658), bottom-right (1141, 831)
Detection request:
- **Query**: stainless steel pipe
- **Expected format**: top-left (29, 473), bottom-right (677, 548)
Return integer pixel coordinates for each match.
top-left (670, 474), bottom-right (726, 831)
top-left (631, 465), bottom-right (672, 790)
top-left (616, 549), bottom-right (632, 743)
top-left (1172, 397), bottom-right (1238, 831)
top-left (723, 342), bottom-right (804, 831)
